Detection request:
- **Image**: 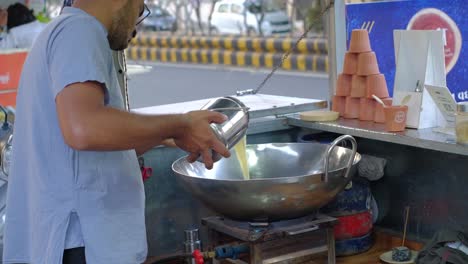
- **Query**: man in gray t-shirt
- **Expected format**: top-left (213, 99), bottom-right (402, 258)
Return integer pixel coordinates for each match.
top-left (2, 0), bottom-right (230, 263)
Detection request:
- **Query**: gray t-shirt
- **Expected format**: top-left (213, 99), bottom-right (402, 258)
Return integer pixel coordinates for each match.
top-left (3, 7), bottom-right (146, 264)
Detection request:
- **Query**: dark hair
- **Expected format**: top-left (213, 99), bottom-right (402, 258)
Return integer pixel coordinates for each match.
top-left (7, 3), bottom-right (36, 30)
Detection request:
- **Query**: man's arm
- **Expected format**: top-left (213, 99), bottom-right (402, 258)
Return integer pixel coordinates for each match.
top-left (56, 81), bottom-right (230, 168)
top-left (134, 138), bottom-right (177, 157)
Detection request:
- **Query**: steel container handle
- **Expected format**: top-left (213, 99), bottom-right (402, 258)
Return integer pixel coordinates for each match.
top-left (324, 135), bottom-right (357, 182)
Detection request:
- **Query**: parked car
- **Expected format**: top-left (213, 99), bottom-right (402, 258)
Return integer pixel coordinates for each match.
top-left (139, 5), bottom-right (177, 32)
top-left (210, 0), bottom-right (291, 36)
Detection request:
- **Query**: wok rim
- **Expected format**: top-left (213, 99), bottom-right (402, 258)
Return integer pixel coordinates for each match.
top-left (172, 142), bottom-right (362, 182)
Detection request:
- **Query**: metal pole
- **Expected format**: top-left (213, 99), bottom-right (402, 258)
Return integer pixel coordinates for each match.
top-left (320, 0), bottom-right (346, 109)
top-left (184, 228), bottom-right (202, 264)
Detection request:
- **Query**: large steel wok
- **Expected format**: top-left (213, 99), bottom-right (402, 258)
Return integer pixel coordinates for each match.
top-left (172, 135), bottom-right (360, 221)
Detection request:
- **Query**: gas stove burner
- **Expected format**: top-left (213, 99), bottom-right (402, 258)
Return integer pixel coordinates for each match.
top-left (248, 221), bottom-right (270, 241)
top-left (202, 213), bottom-right (338, 264)
top-left (208, 211), bottom-right (319, 228)
top-left (202, 213), bottom-right (333, 242)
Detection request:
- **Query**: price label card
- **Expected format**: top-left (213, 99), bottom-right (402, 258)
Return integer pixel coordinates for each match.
top-left (425, 84), bottom-right (457, 122)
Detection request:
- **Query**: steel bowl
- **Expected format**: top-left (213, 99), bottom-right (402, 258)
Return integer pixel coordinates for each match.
top-left (172, 135), bottom-right (361, 221)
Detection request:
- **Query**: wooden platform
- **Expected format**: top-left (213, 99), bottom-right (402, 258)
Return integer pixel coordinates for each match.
top-left (286, 230), bottom-right (424, 264)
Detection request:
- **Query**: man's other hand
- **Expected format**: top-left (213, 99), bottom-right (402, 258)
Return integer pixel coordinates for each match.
top-left (174, 110), bottom-right (231, 169)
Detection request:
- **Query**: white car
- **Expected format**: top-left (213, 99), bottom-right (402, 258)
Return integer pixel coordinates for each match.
top-left (210, 0), bottom-right (291, 36)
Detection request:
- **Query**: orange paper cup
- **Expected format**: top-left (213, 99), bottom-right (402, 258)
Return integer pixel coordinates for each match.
top-left (344, 97), bottom-right (360, 119)
top-left (359, 98), bottom-right (375, 121)
top-left (384, 105), bottom-right (408, 132)
top-left (332, 96), bottom-right (346, 117)
top-left (336, 74), bottom-right (352, 96)
top-left (351, 75), bottom-right (367, 98)
top-left (374, 98), bottom-right (393, 123)
top-left (343, 52), bottom-right (358, 74)
top-left (366, 74), bottom-right (389, 99)
top-left (357, 52), bottom-right (380, 76)
top-left (349, 29), bottom-right (372, 53)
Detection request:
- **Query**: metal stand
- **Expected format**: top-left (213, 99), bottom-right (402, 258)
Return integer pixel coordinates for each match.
top-left (203, 214), bottom-right (337, 264)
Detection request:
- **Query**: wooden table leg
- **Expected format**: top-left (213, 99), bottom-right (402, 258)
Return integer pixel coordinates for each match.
top-left (327, 227), bottom-right (336, 264)
top-left (250, 244), bottom-right (263, 264)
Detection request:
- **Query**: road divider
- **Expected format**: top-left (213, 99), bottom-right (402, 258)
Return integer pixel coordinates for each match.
top-left (130, 34), bottom-right (328, 55)
top-left (126, 46), bottom-right (328, 72)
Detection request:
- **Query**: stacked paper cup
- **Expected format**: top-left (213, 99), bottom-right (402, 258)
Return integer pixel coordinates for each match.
top-left (332, 29), bottom-right (392, 123)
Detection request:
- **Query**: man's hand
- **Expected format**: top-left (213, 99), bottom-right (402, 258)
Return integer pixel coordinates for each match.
top-left (161, 138), bottom-right (177, 148)
top-left (174, 110), bottom-right (231, 169)
top-left (0, 9), bottom-right (7, 28)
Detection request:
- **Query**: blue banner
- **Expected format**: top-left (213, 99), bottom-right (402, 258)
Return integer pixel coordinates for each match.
top-left (346, 0), bottom-right (467, 102)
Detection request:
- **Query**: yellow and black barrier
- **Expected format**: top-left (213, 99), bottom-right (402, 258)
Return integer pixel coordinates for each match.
top-left (130, 34), bottom-right (328, 55)
top-left (126, 46), bottom-right (328, 73)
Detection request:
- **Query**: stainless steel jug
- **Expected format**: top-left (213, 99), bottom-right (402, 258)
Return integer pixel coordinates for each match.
top-left (199, 96), bottom-right (249, 163)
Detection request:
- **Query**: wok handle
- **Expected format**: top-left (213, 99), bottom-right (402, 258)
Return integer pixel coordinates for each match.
top-left (324, 135), bottom-right (357, 182)
top-left (285, 225), bottom-right (319, 236)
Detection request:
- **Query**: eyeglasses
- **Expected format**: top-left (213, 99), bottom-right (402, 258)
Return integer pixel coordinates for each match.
top-left (136, 4), bottom-right (151, 26)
